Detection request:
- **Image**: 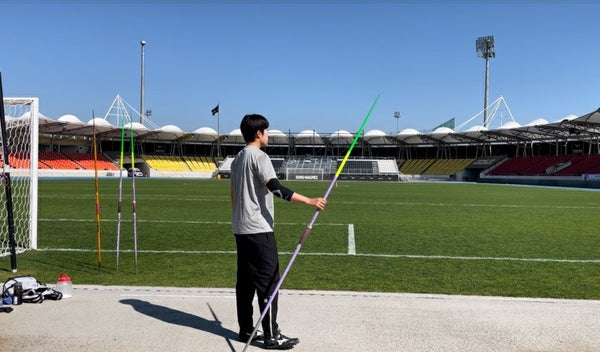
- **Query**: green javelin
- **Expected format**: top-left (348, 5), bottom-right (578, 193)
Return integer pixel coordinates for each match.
top-left (335, 93), bottom-right (381, 178)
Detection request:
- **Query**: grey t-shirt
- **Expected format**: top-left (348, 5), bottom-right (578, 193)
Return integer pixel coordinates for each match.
top-left (230, 145), bottom-right (277, 234)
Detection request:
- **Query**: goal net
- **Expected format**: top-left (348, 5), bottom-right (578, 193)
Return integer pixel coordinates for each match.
top-left (0, 97), bottom-right (39, 257)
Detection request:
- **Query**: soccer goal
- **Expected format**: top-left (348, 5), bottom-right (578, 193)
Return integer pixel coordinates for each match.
top-left (0, 97), bottom-right (39, 263)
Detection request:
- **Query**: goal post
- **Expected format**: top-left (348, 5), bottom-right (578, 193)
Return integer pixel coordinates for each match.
top-left (0, 97), bottom-right (39, 260)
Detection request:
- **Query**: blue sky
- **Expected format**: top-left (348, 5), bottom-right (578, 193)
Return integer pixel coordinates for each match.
top-left (2, 1), bottom-right (600, 135)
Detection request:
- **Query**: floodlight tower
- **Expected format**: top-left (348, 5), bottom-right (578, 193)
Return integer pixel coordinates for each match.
top-left (394, 111), bottom-right (401, 134)
top-left (140, 40), bottom-right (146, 125)
top-left (476, 35), bottom-right (495, 128)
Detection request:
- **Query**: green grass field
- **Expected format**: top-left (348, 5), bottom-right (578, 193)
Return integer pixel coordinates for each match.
top-left (2, 179), bottom-right (600, 299)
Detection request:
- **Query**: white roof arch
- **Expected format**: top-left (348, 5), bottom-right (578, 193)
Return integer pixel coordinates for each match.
top-left (432, 126), bottom-right (454, 134)
top-left (365, 129), bottom-right (386, 137)
top-left (228, 128), bottom-right (242, 136)
top-left (329, 130), bottom-right (353, 138)
top-left (525, 118), bottom-right (549, 127)
top-left (193, 127), bottom-right (218, 135)
top-left (466, 125), bottom-right (488, 132)
top-left (159, 124), bottom-right (183, 133)
top-left (297, 130), bottom-right (320, 138)
top-left (19, 111), bottom-right (49, 120)
top-left (268, 129), bottom-right (288, 145)
top-left (364, 129), bottom-right (388, 145)
top-left (125, 122), bottom-right (148, 130)
top-left (225, 128), bottom-right (245, 144)
top-left (554, 114), bottom-right (578, 123)
top-left (87, 118), bottom-right (113, 127)
top-left (329, 130), bottom-right (354, 145)
top-left (398, 128), bottom-right (420, 136)
top-left (499, 121), bottom-right (521, 129)
top-left (58, 114), bottom-right (82, 124)
top-left (295, 129), bottom-right (322, 145)
top-left (183, 127), bottom-right (218, 143)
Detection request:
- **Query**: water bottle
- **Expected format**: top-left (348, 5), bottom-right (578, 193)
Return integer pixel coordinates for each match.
top-left (55, 273), bottom-right (72, 298)
top-left (13, 282), bottom-right (23, 305)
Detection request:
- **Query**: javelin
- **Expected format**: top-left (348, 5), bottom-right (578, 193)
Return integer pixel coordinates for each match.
top-left (92, 111), bottom-right (102, 272)
top-left (242, 93), bottom-right (381, 351)
top-left (130, 119), bottom-right (139, 274)
top-left (116, 117), bottom-right (125, 272)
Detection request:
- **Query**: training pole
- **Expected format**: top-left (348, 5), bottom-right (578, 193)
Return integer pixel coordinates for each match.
top-left (92, 112), bottom-right (102, 272)
top-left (116, 119), bottom-right (125, 272)
top-left (242, 94), bottom-right (380, 351)
top-left (130, 122), bottom-right (138, 274)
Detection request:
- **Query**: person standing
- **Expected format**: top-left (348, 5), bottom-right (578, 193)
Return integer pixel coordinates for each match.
top-left (230, 114), bottom-right (326, 350)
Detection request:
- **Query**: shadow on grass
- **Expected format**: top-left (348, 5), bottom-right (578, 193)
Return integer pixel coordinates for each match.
top-left (120, 299), bottom-right (256, 352)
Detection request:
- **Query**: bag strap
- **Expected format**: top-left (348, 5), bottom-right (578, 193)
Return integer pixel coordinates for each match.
top-left (22, 289), bottom-right (44, 304)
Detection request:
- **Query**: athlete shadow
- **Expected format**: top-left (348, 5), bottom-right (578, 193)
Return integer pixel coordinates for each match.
top-left (120, 299), bottom-right (248, 352)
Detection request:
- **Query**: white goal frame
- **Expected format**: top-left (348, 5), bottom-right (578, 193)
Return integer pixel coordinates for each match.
top-left (0, 97), bottom-right (39, 255)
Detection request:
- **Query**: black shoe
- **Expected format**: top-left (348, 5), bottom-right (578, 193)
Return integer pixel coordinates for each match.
top-left (239, 330), bottom-right (264, 343)
top-left (263, 333), bottom-right (299, 350)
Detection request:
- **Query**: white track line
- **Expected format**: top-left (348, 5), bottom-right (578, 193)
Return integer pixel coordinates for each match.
top-left (347, 224), bottom-right (356, 255)
top-left (37, 248), bottom-right (600, 263)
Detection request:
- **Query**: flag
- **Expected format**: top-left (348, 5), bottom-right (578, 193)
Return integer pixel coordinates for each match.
top-left (211, 104), bottom-right (219, 116)
top-left (433, 117), bottom-right (455, 130)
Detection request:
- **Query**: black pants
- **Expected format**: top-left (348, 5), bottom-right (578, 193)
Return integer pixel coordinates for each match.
top-left (235, 232), bottom-right (280, 338)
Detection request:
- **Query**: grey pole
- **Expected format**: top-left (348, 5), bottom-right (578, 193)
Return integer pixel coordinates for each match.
top-left (484, 56), bottom-right (489, 127)
top-left (140, 40), bottom-right (146, 125)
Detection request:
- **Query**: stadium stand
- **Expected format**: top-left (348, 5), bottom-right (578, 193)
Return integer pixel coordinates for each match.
top-left (183, 156), bottom-right (217, 172)
top-left (487, 156), bottom-right (544, 175)
top-left (63, 152), bottom-right (119, 170)
top-left (486, 154), bottom-right (600, 176)
top-left (423, 159), bottom-right (475, 175)
top-left (376, 159), bottom-right (400, 175)
top-left (553, 154), bottom-right (600, 176)
top-left (14, 94), bottom-right (600, 187)
top-left (1, 152), bottom-right (45, 169)
top-left (142, 155), bottom-right (190, 172)
top-left (338, 160), bottom-right (377, 175)
top-left (39, 151), bottom-right (82, 170)
top-left (399, 159), bottom-right (436, 174)
top-left (518, 155), bottom-right (570, 175)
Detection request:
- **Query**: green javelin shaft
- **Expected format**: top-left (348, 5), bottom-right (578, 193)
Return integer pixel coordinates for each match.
top-left (335, 93), bottom-right (381, 178)
top-left (119, 119), bottom-right (125, 169)
top-left (299, 92), bottom-right (380, 244)
top-left (242, 93), bottom-right (381, 352)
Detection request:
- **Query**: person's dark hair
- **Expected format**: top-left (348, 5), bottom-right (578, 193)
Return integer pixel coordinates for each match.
top-left (240, 114), bottom-right (269, 143)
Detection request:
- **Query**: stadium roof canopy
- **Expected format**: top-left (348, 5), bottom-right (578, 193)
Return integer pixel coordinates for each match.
top-left (31, 107), bottom-right (600, 148)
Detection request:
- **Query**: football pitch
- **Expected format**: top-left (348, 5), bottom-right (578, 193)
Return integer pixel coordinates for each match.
top-left (2, 178), bottom-right (600, 300)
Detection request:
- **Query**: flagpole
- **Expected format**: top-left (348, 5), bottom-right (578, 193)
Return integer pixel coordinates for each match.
top-left (217, 109), bottom-right (220, 158)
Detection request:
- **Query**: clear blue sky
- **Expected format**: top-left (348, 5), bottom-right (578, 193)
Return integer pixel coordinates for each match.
top-left (2, 1), bottom-right (600, 135)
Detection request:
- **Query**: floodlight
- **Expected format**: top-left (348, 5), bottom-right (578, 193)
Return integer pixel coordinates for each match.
top-left (476, 36), bottom-right (495, 59)
top-left (476, 35), bottom-right (495, 127)
top-left (394, 111), bottom-right (401, 134)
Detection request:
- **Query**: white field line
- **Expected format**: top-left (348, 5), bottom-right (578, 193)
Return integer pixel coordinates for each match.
top-left (332, 201), bottom-right (600, 210)
top-left (347, 224), bottom-right (356, 255)
top-left (39, 195), bottom-right (600, 210)
top-left (37, 248), bottom-right (600, 263)
top-left (38, 218), bottom-right (347, 226)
